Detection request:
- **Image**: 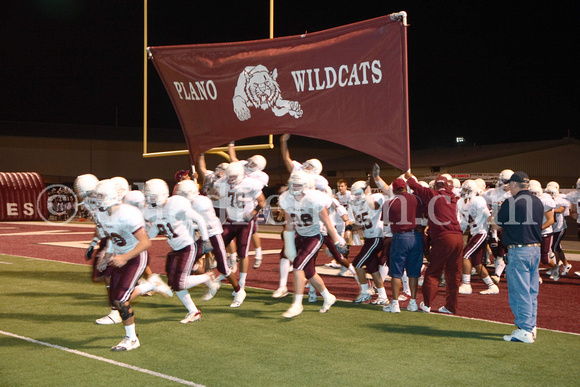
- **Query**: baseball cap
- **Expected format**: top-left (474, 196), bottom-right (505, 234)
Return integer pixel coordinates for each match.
top-left (174, 169), bottom-right (190, 182)
top-left (391, 178), bottom-right (407, 191)
top-left (505, 171), bottom-right (530, 183)
top-left (435, 175), bottom-right (449, 186)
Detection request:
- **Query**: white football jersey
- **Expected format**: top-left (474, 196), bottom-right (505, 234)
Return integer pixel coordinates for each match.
top-left (291, 160), bottom-right (329, 191)
top-left (483, 188), bottom-right (512, 218)
top-left (564, 190), bottom-right (580, 224)
top-left (191, 194), bottom-right (223, 237)
top-left (144, 195), bottom-right (208, 251)
top-left (216, 176), bottom-right (264, 222)
top-left (539, 193), bottom-right (556, 235)
top-left (203, 170), bottom-right (227, 209)
top-left (95, 204), bottom-right (146, 255)
top-left (458, 195), bottom-right (490, 235)
top-left (280, 189), bottom-right (331, 237)
top-left (553, 196), bottom-right (570, 232)
top-left (350, 193), bottom-right (385, 238)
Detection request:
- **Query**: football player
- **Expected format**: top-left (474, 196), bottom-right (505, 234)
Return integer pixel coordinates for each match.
top-left (528, 180), bottom-right (557, 281)
top-left (545, 183), bottom-right (572, 275)
top-left (279, 171), bottom-right (348, 318)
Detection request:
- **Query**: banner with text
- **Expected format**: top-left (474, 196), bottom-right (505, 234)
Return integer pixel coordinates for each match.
top-left (148, 14), bottom-right (410, 170)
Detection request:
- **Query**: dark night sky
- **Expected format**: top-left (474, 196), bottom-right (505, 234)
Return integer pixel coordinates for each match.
top-left (1, 0), bottom-right (577, 149)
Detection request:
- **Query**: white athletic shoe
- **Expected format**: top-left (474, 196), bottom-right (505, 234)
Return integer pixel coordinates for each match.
top-left (230, 288), bottom-right (246, 308)
top-left (370, 297), bottom-right (389, 306)
top-left (96, 309), bottom-right (122, 325)
top-left (459, 283), bottom-right (472, 295)
top-left (272, 286), bottom-right (288, 298)
top-left (503, 328), bottom-right (534, 343)
top-left (419, 301), bottom-right (431, 313)
top-left (490, 275), bottom-right (501, 284)
top-left (437, 306), bottom-right (453, 314)
top-left (202, 277), bottom-right (221, 301)
top-left (253, 257), bottom-right (262, 269)
top-left (561, 264), bottom-right (572, 276)
top-left (180, 311), bottom-right (202, 324)
top-left (282, 303), bottom-right (303, 318)
top-left (480, 284), bottom-right (499, 295)
top-left (319, 294), bottom-right (336, 313)
top-left (552, 267), bottom-right (560, 282)
top-left (353, 291), bottom-right (372, 304)
top-left (111, 336), bottom-right (140, 351)
top-left (407, 299), bottom-right (418, 312)
top-left (324, 260), bottom-right (341, 269)
top-left (149, 274), bottom-right (173, 297)
top-left (308, 290), bottom-right (318, 303)
top-left (382, 301), bottom-right (401, 313)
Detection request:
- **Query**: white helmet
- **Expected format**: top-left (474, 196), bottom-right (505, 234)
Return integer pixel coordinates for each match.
top-left (441, 173), bottom-right (453, 181)
top-left (288, 171), bottom-right (313, 196)
top-left (545, 185), bottom-right (559, 199)
top-left (123, 190), bottom-right (145, 209)
top-left (460, 180), bottom-right (478, 200)
top-left (577, 177), bottom-right (580, 189)
top-left (215, 162), bottom-right (229, 177)
top-left (245, 155), bottom-right (267, 173)
top-left (428, 180), bottom-right (436, 189)
top-left (351, 181), bottom-right (367, 203)
top-left (452, 178), bottom-right (461, 189)
top-left (418, 181), bottom-right (429, 188)
top-left (111, 176), bottom-right (129, 201)
top-left (474, 178), bottom-right (486, 195)
top-left (528, 180), bottom-right (542, 197)
top-left (175, 179), bottom-right (199, 202)
top-left (144, 178), bottom-right (169, 207)
top-left (94, 179), bottom-right (120, 211)
top-left (302, 159), bottom-right (323, 175)
top-left (226, 162), bottom-right (245, 186)
top-left (74, 174), bottom-right (99, 199)
top-left (496, 169), bottom-right (514, 190)
top-left (546, 181), bottom-right (559, 191)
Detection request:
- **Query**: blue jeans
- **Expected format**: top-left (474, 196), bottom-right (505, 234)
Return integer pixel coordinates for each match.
top-left (506, 246), bottom-right (540, 332)
top-left (389, 231), bottom-right (423, 278)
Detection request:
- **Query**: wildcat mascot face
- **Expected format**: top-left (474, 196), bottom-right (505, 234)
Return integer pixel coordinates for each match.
top-left (232, 65), bottom-right (303, 121)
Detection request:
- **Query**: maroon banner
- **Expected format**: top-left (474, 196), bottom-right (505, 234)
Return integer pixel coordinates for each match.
top-left (148, 14), bottom-right (410, 170)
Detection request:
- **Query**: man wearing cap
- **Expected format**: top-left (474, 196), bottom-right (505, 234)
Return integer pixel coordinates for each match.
top-left (405, 172), bottom-right (464, 314)
top-left (382, 178), bottom-right (423, 313)
top-left (492, 171), bottom-right (544, 343)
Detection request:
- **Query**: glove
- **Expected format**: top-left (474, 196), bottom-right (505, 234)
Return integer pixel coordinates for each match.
top-left (202, 240), bottom-right (213, 254)
top-left (372, 163), bottom-right (380, 179)
top-left (85, 246), bottom-right (94, 260)
top-left (335, 242), bottom-right (349, 257)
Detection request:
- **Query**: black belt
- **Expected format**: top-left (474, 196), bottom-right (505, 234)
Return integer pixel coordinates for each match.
top-left (393, 230), bottom-right (421, 234)
top-left (507, 243), bottom-right (541, 249)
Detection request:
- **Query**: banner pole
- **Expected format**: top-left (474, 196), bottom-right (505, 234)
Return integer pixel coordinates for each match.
top-left (143, 0), bottom-right (148, 156)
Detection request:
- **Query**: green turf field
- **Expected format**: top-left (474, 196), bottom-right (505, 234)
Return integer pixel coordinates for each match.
top-left (1, 254), bottom-right (578, 386)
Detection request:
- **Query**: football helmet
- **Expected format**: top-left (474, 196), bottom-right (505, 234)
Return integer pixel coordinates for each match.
top-left (452, 178), bottom-right (461, 189)
top-left (302, 159), bottom-right (323, 175)
top-left (144, 179), bottom-right (169, 207)
top-left (577, 177), bottom-right (580, 189)
top-left (215, 162), bottom-right (229, 177)
top-left (546, 181), bottom-right (559, 191)
top-left (94, 179), bottom-right (120, 211)
top-left (288, 171), bottom-right (313, 196)
top-left (441, 173), bottom-right (453, 181)
top-left (74, 174), bottom-right (99, 199)
top-left (174, 179), bottom-right (199, 202)
top-left (351, 181), bottom-right (367, 203)
top-left (123, 190), bottom-right (146, 209)
top-left (460, 180), bottom-right (478, 199)
top-left (528, 180), bottom-right (542, 197)
top-left (418, 181), bottom-right (429, 188)
top-left (245, 155), bottom-right (267, 173)
top-left (474, 178), bottom-right (486, 195)
top-left (545, 185), bottom-right (559, 199)
top-left (111, 176), bottom-right (129, 201)
top-left (226, 162), bottom-right (245, 186)
top-left (428, 180), bottom-right (436, 189)
top-left (496, 169), bottom-right (514, 190)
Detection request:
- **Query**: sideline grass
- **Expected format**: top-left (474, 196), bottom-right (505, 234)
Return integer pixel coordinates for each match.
top-left (1, 254), bottom-right (579, 386)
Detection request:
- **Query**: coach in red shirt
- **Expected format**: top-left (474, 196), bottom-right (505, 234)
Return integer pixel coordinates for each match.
top-left (405, 173), bottom-right (464, 314)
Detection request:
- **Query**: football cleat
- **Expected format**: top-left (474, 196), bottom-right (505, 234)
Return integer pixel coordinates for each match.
top-left (437, 306), bottom-right (453, 314)
top-left (490, 275), bottom-right (501, 285)
top-left (419, 302), bottom-right (431, 313)
top-left (149, 274), bottom-right (173, 297)
top-left (459, 283), bottom-right (472, 295)
top-left (480, 284), bottom-right (499, 295)
top-left (111, 336), bottom-right (140, 351)
top-left (319, 294), bottom-right (336, 313)
top-left (96, 309), bottom-right (122, 325)
top-left (561, 264), bottom-right (572, 276)
top-left (407, 299), bottom-right (419, 312)
top-left (282, 303), bottom-right (304, 318)
top-left (202, 278), bottom-right (221, 301)
top-left (253, 257), bottom-right (262, 269)
top-left (353, 291), bottom-right (372, 304)
top-left (370, 297), bottom-right (389, 306)
top-left (272, 286), bottom-right (288, 298)
top-left (180, 311), bottom-right (202, 324)
top-left (382, 301), bottom-right (401, 313)
top-left (308, 290), bottom-right (318, 303)
top-left (230, 288), bottom-right (246, 308)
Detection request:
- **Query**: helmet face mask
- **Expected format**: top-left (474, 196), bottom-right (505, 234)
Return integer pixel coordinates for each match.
top-left (288, 171), bottom-right (312, 196)
top-left (175, 180), bottom-right (199, 202)
top-left (302, 159), bottom-right (322, 175)
top-left (226, 163), bottom-right (245, 186)
top-left (215, 163), bottom-right (229, 177)
top-left (95, 179), bottom-right (121, 212)
top-left (350, 181), bottom-right (367, 203)
top-left (545, 186), bottom-right (558, 199)
top-left (460, 179), bottom-right (477, 200)
top-left (496, 169), bottom-right (514, 191)
top-left (144, 179), bottom-right (169, 208)
top-left (245, 155), bottom-right (266, 173)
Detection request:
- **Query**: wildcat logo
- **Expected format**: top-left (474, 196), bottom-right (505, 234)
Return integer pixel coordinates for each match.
top-left (232, 65), bottom-right (303, 121)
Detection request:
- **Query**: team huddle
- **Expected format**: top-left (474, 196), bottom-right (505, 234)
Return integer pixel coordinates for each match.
top-left (73, 135), bottom-right (580, 351)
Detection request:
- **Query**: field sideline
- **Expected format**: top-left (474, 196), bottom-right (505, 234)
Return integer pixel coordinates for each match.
top-left (1, 221), bottom-right (580, 385)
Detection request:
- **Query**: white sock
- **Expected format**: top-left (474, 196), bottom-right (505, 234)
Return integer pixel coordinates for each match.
top-left (184, 274), bottom-right (210, 289)
top-left (361, 283), bottom-right (369, 293)
top-left (175, 289), bottom-right (198, 313)
top-left (255, 247), bottom-right (262, 259)
top-left (378, 286), bottom-right (387, 299)
top-left (482, 276), bottom-right (494, 287)
top-left (230, 253), bottom-right (238, 262)
top-left (402, 272), bottom-right (410, 293)
top-left (379, 264), bottom-right (389, 281)
top-left (239, 272), bottom-right (247, 288)
top-left (308, 284), bottom-right (316, 293)
top-left (462, 274), bottom-right (471, 284)
top-left (348, 264), bottom-right (358, 281)
top-left (293, 294), bottom-right (304, 304)
top-left (495, 257), bottom-right (506, 276)
top-left (125, 323), bottom-right (137, 340)
top-left (279, 258), bottom-right (291, 287)
top-left (136, 281), bottom-right (155, 294)
top-left (321, 289), bottom-right (332, 300)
